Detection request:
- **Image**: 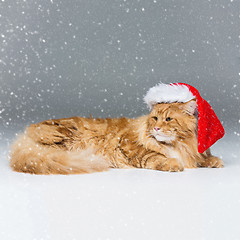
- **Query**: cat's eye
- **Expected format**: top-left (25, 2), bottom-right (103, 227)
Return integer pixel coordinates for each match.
top-left (152, 116), bottom-right (158, 121)
top-left (166, 117), bottom-right (172, 122)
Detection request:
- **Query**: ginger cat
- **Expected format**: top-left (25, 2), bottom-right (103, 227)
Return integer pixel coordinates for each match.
top-left (10, 100), bottom-right (223, 174)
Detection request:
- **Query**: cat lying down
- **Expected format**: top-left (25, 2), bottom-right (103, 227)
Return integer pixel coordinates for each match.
top-left (10, 99), bottom-right (224, 175)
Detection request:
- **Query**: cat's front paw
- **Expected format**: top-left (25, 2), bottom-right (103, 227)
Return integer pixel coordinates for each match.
top-left (202, 157), bottom-right (224, 168)
top-left (156, 158), bottom-right (184, 172)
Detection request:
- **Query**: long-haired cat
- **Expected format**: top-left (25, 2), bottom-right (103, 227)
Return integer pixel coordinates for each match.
top-left (10, 99), bottom-right (223, 174)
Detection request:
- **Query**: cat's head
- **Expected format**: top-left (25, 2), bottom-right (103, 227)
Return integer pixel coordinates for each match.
top-left (147, 100), bottom-right (197, 144)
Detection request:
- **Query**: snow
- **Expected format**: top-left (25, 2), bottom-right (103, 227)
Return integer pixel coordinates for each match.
top-left (0, 132), bottom-right (240, 240)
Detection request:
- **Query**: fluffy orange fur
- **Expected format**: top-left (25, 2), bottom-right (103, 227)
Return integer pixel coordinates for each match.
top-left (10, 100), bottom-right (223, 174)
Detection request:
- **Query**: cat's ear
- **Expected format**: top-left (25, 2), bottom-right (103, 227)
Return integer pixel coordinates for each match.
top-left (180, 99), bottom-right (197, 115)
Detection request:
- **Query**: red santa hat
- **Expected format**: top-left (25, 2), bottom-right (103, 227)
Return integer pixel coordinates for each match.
top-left (144, 83), bottom-right (225, 153)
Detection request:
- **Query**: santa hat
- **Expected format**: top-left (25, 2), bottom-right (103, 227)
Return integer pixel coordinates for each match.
top-left (144, 83), bottom-right (225, 153)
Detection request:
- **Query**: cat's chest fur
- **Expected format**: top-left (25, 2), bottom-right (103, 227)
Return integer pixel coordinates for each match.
top-left (161, 142), bottom-right (199, 168)
top-left (167, 147), bottom-right (183, 164)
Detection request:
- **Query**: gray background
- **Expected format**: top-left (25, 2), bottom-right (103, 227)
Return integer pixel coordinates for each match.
top-left (0, 0), bottom-right (239, 140)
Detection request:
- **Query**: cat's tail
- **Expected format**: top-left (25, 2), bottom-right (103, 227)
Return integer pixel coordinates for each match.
top-left (10, 134), bottom-right (110, 175)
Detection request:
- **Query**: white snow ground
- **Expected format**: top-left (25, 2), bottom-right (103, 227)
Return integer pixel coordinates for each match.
top-left (0, 130), bottom-right (240, 240)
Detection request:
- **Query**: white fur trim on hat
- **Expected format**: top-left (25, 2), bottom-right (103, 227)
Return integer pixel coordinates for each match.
top-left (144, 83), bottom-right (195, 109)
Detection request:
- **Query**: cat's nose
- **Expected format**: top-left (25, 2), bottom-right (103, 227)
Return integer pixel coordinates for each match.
top-left (154, 127), bottom-right (160, 131)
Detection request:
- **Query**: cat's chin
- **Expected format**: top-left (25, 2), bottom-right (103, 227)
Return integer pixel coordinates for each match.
top-left (154, 134), bottom-right (175, 144)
